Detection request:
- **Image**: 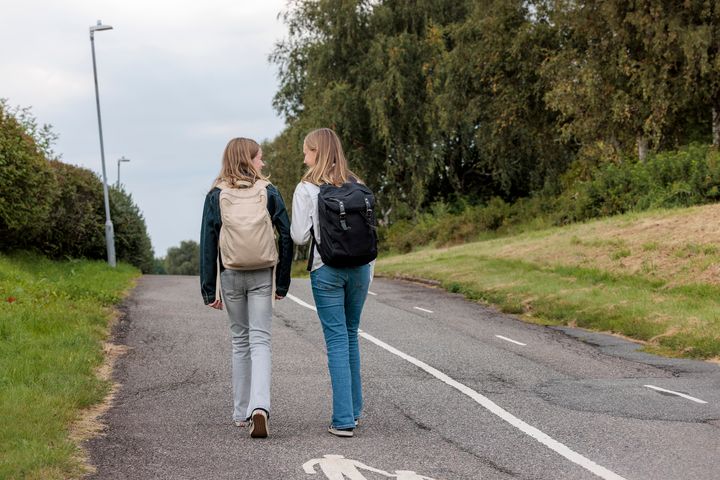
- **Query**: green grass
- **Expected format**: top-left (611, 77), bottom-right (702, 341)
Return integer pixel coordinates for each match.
top-left (291, 260), bottom-right (310, 278)
top-left (377, 211), bottom-right (720, 360)
top-left (0, 252), bottom-right (139, 479)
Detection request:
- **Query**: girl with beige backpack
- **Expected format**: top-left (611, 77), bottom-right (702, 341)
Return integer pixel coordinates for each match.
top-left (200, 137), bottom-right (293, 438)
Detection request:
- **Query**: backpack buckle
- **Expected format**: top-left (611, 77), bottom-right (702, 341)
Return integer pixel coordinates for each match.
top-left (338, 200), bottom-right (350, 231)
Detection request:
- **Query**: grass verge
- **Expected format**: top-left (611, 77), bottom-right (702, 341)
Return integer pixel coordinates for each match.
top-left (377, 207), bottom-right (720, 360)
top-left (0, 252), bottom-right (139, 479)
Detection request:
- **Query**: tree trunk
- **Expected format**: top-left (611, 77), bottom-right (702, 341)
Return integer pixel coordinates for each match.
top-left (637, 135), bottom-right (649, 162)
top-left (713, 106), bottom-right (720, 148)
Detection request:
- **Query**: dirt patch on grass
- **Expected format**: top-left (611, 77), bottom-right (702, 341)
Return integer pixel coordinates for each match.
top-left (68, 341), bottom-right (128, 476)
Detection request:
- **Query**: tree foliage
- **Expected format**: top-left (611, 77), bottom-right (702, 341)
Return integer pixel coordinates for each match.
top-left (164, 240), bottom-right (200, 275)
top-left (266, 0), bottom-right (720, 222)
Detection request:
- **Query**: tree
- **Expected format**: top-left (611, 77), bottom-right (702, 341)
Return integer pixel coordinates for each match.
top-left (544, 0), bottom-right (716, 162)
top-left (432, 0), bottom-right (571, 198)
top-left (165, 240), bottom-right (200, 275)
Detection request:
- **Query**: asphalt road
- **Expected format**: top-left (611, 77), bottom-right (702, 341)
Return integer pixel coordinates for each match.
top-left (86, 275), bottom-right (720, 480)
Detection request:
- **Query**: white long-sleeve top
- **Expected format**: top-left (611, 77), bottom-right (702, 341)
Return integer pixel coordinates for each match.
top-left (290, 181), bottom-right (375, 279)
top-left (290, 182), bottom-right (324, 271)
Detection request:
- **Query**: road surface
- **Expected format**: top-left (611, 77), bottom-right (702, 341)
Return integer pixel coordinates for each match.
top-left (86, 275), bottom-right (720, 479)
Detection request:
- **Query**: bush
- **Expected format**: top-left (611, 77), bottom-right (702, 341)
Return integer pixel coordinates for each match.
top-left (383, 143), bottom-right (720, 252)
top-left (109, 187), bottom-right (155, 273)
top-left (0, 101), bottom-right (155, 270)
top-left (0, 101), bottom-right (58, 249)
top-left (40, 161), bottom-right (106, 259)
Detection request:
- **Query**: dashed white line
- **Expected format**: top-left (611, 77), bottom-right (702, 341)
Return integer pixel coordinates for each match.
top-left (644, 385), bottom-right (708, 404)
top-left (413, 306), bottom-right (433, 313)
top-left (286, 293), bottom-right (626, 480)
top-left (368, 291), bottom-right (378, 296)
top-left (495, 335), bottom-right (527, 346)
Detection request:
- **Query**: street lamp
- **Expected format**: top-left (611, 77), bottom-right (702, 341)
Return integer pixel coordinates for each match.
top-left (89, 20), bottom-right (116, 267)
top-left (116, 156), bottom-right (130, 188)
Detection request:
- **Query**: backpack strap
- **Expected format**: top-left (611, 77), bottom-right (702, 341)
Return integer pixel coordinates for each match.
top-left (306, 227), bottom-right (316, 272)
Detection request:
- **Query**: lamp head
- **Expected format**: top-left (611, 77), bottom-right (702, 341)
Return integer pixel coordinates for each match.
top-left (90, 20), bottom-right (113, 33)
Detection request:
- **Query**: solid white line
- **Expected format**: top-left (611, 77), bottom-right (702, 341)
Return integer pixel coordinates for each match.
top-left (413, 306), bottom-right (434, 313)
top-left (368, 291), bottom-right (378, 296)
top-left (495, 335), bottom-right (527, 346)
top-left (286, 293), bottom-right (316, 311)
top-left (286, 293), bottom-right (626, 480)
top-left (644, 385), bottom-right (708, 404)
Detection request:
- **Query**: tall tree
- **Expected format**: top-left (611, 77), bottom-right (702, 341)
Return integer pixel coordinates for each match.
top-left (544, 0), bottom-right (716, 162)
top-left (433, 0), bottom-right (570, 198)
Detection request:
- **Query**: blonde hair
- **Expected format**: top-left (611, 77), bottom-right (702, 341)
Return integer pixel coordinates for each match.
top-left (212, 137), bottom-right (268, 189)
top-left (302, 128), bottom-right (361, 186)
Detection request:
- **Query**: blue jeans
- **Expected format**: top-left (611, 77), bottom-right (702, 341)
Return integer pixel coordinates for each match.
top-left (310, 264), bottom-right (371, 429)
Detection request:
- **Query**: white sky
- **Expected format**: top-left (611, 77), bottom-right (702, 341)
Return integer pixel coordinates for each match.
top-left (1, 0), bottom-right (290, 256)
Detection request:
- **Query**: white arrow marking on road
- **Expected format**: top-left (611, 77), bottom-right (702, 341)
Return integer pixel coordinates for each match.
top-left (495, 335), bottom-right (527, 346)
top-left (368, 291), bottom-right (378, 296)
top-left (644, 385), bottom-right (708, 404)
top-left (287, 293), bottom-right (627, 480)
top-left (413, 306), bottom-right (433, 313)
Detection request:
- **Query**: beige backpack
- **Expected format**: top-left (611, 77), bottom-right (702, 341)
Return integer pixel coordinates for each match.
top-left (217, 179), bottom-right (278, 270)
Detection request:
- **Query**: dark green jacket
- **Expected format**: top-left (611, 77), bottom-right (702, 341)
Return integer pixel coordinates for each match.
top-left (200, 184), bottom-right (293, 304)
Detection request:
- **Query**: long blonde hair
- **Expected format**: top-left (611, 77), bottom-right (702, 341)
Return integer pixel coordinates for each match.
top-left (302, 128), bottom-right (361, 186)
top-left (212, 137), bottom-right (268, 189)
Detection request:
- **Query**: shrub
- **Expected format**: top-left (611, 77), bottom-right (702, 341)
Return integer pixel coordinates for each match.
top-left (109, 187), bottom-right (155, 273)
top-left (40, 161), bottom-right (106, 259)
top-left (0, 101), bottom-right (58, 249)
top-left (383, 143), bottom-right (720, 252)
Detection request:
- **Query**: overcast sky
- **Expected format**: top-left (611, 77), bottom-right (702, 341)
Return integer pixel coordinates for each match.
top-left (1, 0), bottom-right (291, 256)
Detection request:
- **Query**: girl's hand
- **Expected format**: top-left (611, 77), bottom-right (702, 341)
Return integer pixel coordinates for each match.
top-left (209, 299), bottom-right (224, 310)
top-left (275, 294), bottom-right (285, 300)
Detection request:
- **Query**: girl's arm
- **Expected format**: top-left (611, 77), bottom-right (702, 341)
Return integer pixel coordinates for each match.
top-left (200, 190), bottom-right (221, 305)
top-left (268, 187), bottom-right (293, 297)
top-left (290, 183), bottom-right (313, 245)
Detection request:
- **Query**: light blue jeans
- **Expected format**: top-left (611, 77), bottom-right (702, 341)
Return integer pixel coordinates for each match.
top-left (310, 264), bottom-right (371, 429)
top-left (220, 268), bottom-right (272, 422)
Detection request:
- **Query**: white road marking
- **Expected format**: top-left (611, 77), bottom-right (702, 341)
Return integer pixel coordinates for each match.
top-left (413, 306), bottom-right (433, 313)
top-left (286, 293), bottom-right (626, 480)
top-left (368, 291), bottom-right (378, 296)
top-left (287, 293), bottom-right (317, 311)
top-left (644, 385), bottom-right (708, 404)
top-left (303, 454), bottom-right (437, 479)
top-left (495, 335), bottom-right (527, 346)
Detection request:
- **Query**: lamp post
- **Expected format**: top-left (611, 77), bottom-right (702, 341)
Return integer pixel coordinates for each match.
top-left (90, 20), bottom-right (116, 267)
top-left (117, 156), bottom-right (130, 188)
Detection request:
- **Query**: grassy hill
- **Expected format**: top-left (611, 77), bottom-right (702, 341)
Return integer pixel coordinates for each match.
top-left (376, 203), bottom-right (720, 361)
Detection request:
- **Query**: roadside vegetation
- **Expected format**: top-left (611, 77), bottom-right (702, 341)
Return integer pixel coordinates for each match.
top-left (0, 100), bottom-right (154, 272)
top-left (377, 204), bottom-right (720, 360)
top-left (0, 252), bottom-right (139, 479)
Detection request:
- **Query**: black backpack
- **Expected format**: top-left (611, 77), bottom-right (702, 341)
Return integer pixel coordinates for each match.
top-left (308, 181), bottom-right (378, 269)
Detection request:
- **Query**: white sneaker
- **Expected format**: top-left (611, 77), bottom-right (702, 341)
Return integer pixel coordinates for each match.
top-left (250, 409), bottom-right (268, 438)
top-left (233, 419), bottom-right (248, 427)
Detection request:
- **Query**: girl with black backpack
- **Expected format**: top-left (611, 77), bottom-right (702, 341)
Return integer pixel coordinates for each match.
top-left (291, 128), bottom-right (377, 438)
top-left (200, 137), bottom-right (293, 438)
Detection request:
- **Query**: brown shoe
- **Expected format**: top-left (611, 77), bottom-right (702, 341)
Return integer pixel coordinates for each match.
top-left (250, 409), bottom-right (268, 438)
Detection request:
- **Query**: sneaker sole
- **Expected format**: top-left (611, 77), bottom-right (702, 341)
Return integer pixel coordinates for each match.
top-left (250, 411), bottom-right (268, 438)
top-left (328, 427), bottom-right (354, 438)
